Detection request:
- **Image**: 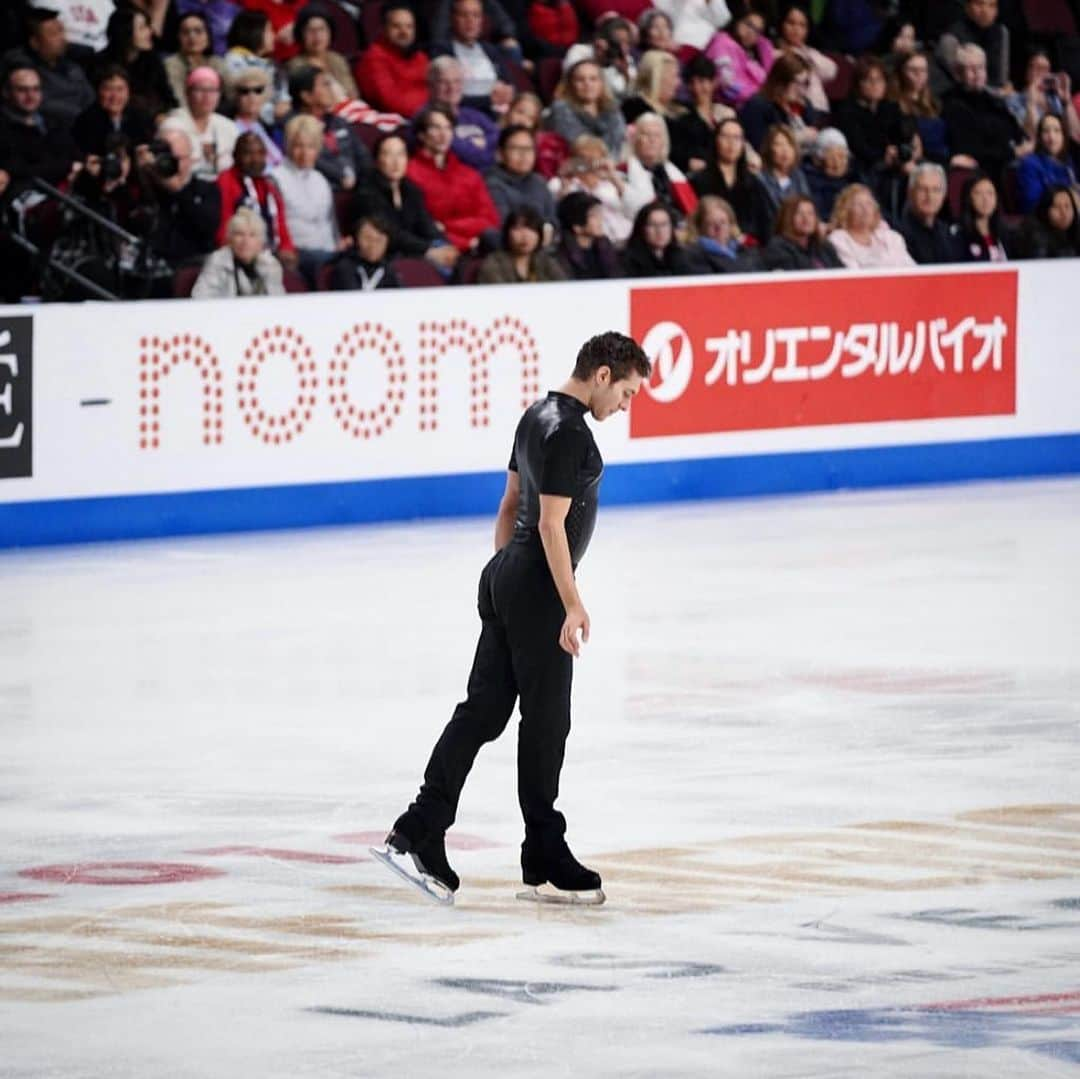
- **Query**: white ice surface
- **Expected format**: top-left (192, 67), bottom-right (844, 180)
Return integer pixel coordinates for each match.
top-left (1, 479), bottom-right (1079, 1077)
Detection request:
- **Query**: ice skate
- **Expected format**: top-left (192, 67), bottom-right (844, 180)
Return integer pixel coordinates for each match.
top-left (370, 830), bottom-right (458, 907)
top-left (516, 841), bottom-right (605, 906)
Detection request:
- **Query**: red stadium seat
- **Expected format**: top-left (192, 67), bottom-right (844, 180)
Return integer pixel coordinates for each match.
top-left (392, 257), bottom-right (447, 287)
top-left (1000, 162), bottom-right (1022, 215)
top-left (334, 189), bottom-right (355, 236)
top-left (283, 268), bottom-right (309, 292)
top-left (317, 260), bottom-right (338, 291)
top-left (172, 264), bottom-right (202, 298)
top-left (323, 0), bottom-right (361, 61)
top-left (823, 52), bottom-right (853, 105)
top-left (1021, 0), bottom-right (1077, 36)
top-left (948, 165), bottom-right (976, 220)
top-left (537, 56), bottom-right (563, 104)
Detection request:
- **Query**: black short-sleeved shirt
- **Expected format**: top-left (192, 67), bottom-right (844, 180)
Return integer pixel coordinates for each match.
top-left (507, 391), bottom-right (604, 568)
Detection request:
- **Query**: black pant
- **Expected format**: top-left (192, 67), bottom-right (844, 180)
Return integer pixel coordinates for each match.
top-left (404, 544), bottom-right (573, 854)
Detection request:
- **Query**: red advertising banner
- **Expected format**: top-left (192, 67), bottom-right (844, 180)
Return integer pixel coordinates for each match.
top-left (629, 271), bottom-right (1017, 438)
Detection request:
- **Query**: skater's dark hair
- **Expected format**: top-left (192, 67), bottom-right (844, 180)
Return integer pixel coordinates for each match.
top-left (573, 331), bottom-right (651, 383)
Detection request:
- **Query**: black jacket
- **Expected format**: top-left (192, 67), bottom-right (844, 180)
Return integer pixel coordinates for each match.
top-left (621, 240), bottom-right (693, 278)
top-left (942, 87), bottom-right (1022, 181)
top-left (685, 239), bottom-right (764, 275)
top-left (833, 98), bottom-right (911, 180)
top-left (330, 254), bottom-right (401, 290)
top-left (144, 176), bottom-right (221, 267)
top-left (0, 109), bottom-right (80, 193)
top-left (555, 234), bottom-right (620, 280)
top-left (690, 163), bottom-right (758, 237)
top-left (72, 102), bottom-right (155, 155)
top-left (762, 234), bottom-right (843, 271)
top-left (350, 172), bottom-right (442, 257)
top-left (899, 207), bottom-right (963, 265)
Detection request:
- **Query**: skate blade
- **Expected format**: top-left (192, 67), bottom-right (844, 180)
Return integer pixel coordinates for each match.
top-left (516, 884), bottom-right (606, 906)
top-left (369, 846), bottom-right (455, 907)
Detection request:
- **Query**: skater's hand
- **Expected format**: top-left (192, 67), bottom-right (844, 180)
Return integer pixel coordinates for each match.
top-left (560, 605), bottom-right (590, 657)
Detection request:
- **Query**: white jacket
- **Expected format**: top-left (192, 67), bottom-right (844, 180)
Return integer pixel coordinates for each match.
top-left (191, 246), bottom-right (285, 298)
top-left (654, 0), bottom-right (731, 51)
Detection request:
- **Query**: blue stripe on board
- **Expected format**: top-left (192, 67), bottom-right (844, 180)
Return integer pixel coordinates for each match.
top-left (2, 432), bottom-right (1079, 549)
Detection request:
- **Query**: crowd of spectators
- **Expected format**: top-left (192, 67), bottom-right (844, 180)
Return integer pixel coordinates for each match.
top-left (1, 0), bottom-right (1079, 302)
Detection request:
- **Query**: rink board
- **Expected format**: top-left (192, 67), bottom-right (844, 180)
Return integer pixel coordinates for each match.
top-left (1, 261), bottom-right (1078, 546)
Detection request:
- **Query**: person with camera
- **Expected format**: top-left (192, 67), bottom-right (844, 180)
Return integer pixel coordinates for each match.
top-left (132, 125), bottom-right (221, 270)
top-left (1005, 51), bottom-right (1080, 145)
top-left (73, 65), bottom-right (155, 157)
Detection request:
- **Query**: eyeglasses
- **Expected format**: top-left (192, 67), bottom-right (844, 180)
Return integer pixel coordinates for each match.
top-left (236, 86), bottom-right (268, 95)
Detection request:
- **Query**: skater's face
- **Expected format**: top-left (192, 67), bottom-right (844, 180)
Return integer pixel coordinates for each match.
top-left (590, 368), bottom-right (643, 420)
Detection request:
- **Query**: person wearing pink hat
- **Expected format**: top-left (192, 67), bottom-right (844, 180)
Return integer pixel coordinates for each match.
top-left (161, 65), bottom-right (238, 178)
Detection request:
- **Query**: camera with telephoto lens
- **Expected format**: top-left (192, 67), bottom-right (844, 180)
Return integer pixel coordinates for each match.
top-left (145, 137), bottom-right (179, 179)
top-left (102, 150), bottom-right (123, 182)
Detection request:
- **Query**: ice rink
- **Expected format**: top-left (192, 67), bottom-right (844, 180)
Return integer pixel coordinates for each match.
top-left (2, 477), bottom-right (1079, 1077)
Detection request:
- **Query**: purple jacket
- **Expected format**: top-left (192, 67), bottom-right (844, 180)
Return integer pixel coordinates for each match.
top-left (705, 31), bottom-right (776, 109)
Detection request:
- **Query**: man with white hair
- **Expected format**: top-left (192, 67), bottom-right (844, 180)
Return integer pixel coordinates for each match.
top-left (937, 0), bottom-right (1011, 93)
top-left (941, 42), bottom-right (1030, 182)
top-left (424, 55), bottom-right (498, 171)
top-left (899, 161), bottom-right (961, 265)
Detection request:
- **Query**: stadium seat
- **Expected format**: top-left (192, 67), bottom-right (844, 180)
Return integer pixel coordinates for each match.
top-left (316, 260), bottom-right (339, 291)
top-left (323, 0), bottom-right (361, 61)
top-left (948, 165), bottom-right (976, 221)
top-left (172, 264), bottom-right (202, 298)
top-left (823, 53), bottom-right (854, 105)
top-left (392, 257), bottom-right (446, 287)
top-left (283, 268), bottom-right (309, 293)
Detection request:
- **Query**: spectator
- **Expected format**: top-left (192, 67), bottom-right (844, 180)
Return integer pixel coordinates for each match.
top-left (0, 62), bottom-right (80, 194)
top-left (938, 0), bottom-right (1010, 94)
top-left (192, 205), bottom-right (286, 296)
top-left (553, 190), bottom-right (620, 278)
top-left (622, 49), bottom-right (686, 128)
top-left (878, 18), bottom-right (918, 72)
top-left (942, 43), bottom-right (1029, 182)
top-left (355, 1), bottom-right (430, 118)
top-left (1006, 52), bottom-right (1080, 145)
top-left (164, 66), bottom-right (239, 178)
top-left (622, 199), bottom-right (693, 276)
top-left (623, 110), bottom-right (698, 222)
top-left (547, 59), bottom-right (627, 159)
top-left (215, 131), bottom-right (295, 262)
top-left (763, 193), bottom-right (842, 270)
top-left (547, 133), bottom-right (632, 243)
top-left (575, 0), bottom-right (652, 32)
top-left (1017, 114), bottom-right (1077, 214)
top-left (165, 11), bottom-right (228, 106)
top-left (485, 125), bottom-right (557, 230)
top-left (669, 54), bottom-right (735, 175)
top-left (828, 182), bottom-right (915, 268)
top-left (289, 65), bottom-right (372, 189)
top-left (351, 131), bottom-right (458, 270)
top-left (4, 6), bottom-right (93, 129)
top-left (428, 0), bottom-right (520, 55)
top-left (478, 206), bottom-right (568, 282)
top-left (751, 123), bottom-right (809, 241)
top-left (73, 130), bottom-right (139, 227)
top-left (272, 114), bottom-right (340, 282)
top-left (406, 103), bottom-right (500, 250)
top-left (690, 117), bottom-right (758, 236)
top-left (133, 126), bottom-right (221, 268)
top-left (116, 0), bottom-right (179, 47)
top-left (738, 51), bottom-right (823, 154)
top-left (504, 90), bottom-right (564, 178)
top-left (563, 16), bottom-right (638, 104)
top-left (899, 161), bottom-right (960, 264)
top-left (426, 56), bottom-right (499, 171)
top-left (430, 0), bottom-right (515, 116)
top-left (834, 56), bottom-right (913, 180)
top-left (239, 0), bottom-right (304, 64)
top-left (98, 7), bottom-right (178, 118)
top-left (72, 65), bottom-right (155, 156)
top-left (653, 0), bottom-right (731, 55)
top-left (638, 9), bottom-right (677, 55)
top-left (285, 6), bottom-right (358, 100)
top-left (527, 0), bottom-right (580, 58)
top-left (706, 7), bottom-right (775, 111)
top-left (891, 51), bottom-right (949, 165)
top-left (230, 66), bottom-right (283, 168)
top-left (804, 126), bottom-right (855, 221)
top-left (224, 11), bottom-right (289, 125)
top-left (955, 171), bottom-right (1015, 260)
top-left (685, 194), bottom-right (762, 272)
top-left (175, 0), bottom-right (241, 56)
top-left (1016, 184), bottom-right (1080, 258)
top-left (774, 3), bottom-right (835, 114)
top-left (331, 214), bottom-right (402, 290)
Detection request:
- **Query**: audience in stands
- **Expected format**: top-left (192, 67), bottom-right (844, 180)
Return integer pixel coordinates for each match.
top-left (1017, 113), bottom-right (1077, 214)
top-left (331, 214), bottom-right (401, 290)
top-left (828, 182), bottom-right (915, 269)
top-left (175, 0), bottom-right (240, 56)
top-left (99, 7), bottom-right (178, 118)
top-left (355, 1), bottom-right (429, 117)
top-left (805, 127), bottom-right (856, 222)
top-left (214, 129), bottom-right (294, 258)
top-left (562, 15), bottom-right (637, 102)
top-left (73, 64), bottom-right (155, 155)
top-left (553, 190), bottom-right (620, 278)
top-left (738, 51), bottom-right (822, 154)
top-left (638, 9), bottom-right (676, 55)
top-left (8, 7), bottom-right (93, 129)
top-left (690, 116), bottom-right (757, 236)
top-left (890, 51), bottom-right (949, 165)
top-left (230, 64), bottom-right (282, 167)
top-left (763, 194), bottom-right (842, 271)
top-left (164, 65), bottom-right (236, 176)
top-left (479, 205), bottom-right (567, 281)
top-left (937, 0), bottom-right (1011, 94)
top-left (486, 124), bottom-right (557, 231)
top-left (752, 123), bottom-right (809, 241)
top-left (899, 161), bottom-right (960, 264)
top-left (669, 54), bottom-right (732, 175)
top-left (622, 110), bottom-right (697, 222)
top-left (193, 203), bottom-right (285, 295)
top-left (774, 3), bottom-right (834, 114)
top-left (547, 58), bottom-right (626, 158)
top-left (286, 7), bottom-right (357, 99)
top-left (1018, 185), bottom-right (1080, 258)
top-left (166, 11), bottom-right (227, 106)
top-left (1006, 50), bottom-right (1080, 143)
top-left (954, 171), bottom-right (1015, 261)
top-left (426, 56), bottom-right (499, 171)
top-left (706, 6), bottom-right (774, 110)
top-left (621, 199), bottom-right (692, 276)
top-left (654, 0), bottom-right (731, 55)
top-left (431, 0), bottom-right (515, 115)
top-left (527, 0), bottom-right (581, 59)
top-left (288, 65), bottom-right (370, 189)
top-left (684, 194), bottom-right (760, 273)
top-left (621, 48), bottom-right (684, 128)
top-left (548, 133), bottom-right (632, 243)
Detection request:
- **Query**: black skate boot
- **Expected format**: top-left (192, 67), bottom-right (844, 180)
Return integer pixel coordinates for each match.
top-left (518, 839), bottom-right (605, 906)
top-left (369, 823), bottom-right (459, 906)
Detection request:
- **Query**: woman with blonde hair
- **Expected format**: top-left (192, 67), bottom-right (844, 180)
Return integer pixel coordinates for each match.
top-left (622, 49), bottom-right (687, 126)
top-left (828, 183), bottom-right (914, 269)
top-left (230, 66), bottom-right (283, 168)
top-left (548, 133), bottom-right (632, 242)
top-left (547, 59), bottom-right (627, 158)
top-left (622, 111), bottom-right (699, 222)
top-left (192, 208), bottom-right (286, 298)
top-left (685, 194), bottom-right (762, 272)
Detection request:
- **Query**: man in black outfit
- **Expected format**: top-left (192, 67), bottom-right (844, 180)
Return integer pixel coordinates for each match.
top-left (376, 332), bottom-right (651, 905)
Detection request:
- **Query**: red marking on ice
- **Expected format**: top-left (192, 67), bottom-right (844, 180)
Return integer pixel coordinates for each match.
top-left (921, 990), bottom-right (1080, 1013)
top-left (0, 892), bottom-right (52, 904)
top-left (333, 830), bottom-right (502, 850)
top-left (18, 862), bottom-right (226, 886)
top-left (186, 846), bottom-right (365, 864)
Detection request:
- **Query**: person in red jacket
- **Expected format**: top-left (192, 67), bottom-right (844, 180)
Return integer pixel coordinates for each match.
top-left (215, 131), bottom-right (298, 267)
top-left (527, 0), bottom-right (580, 56)
top-left (406, 104), bottom-right (500, 251)
top-left (355, 1), bottom-right (430, 118)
